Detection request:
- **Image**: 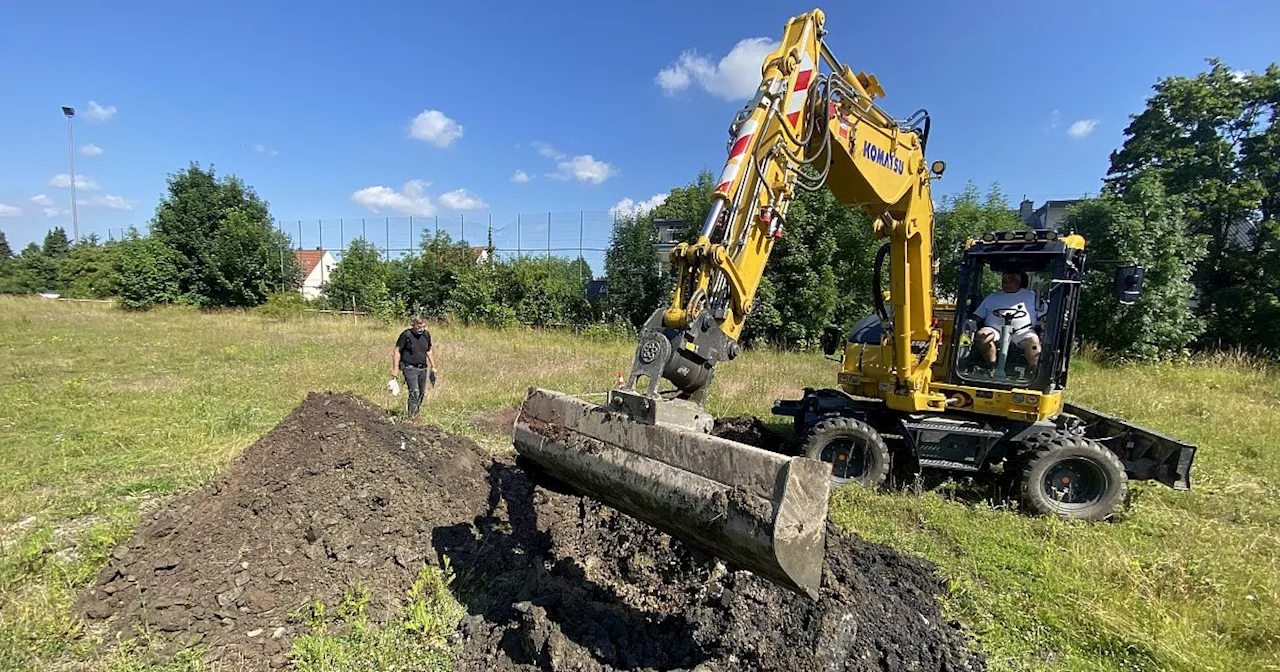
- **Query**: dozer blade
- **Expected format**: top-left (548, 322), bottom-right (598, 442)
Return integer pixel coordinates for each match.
top-left (511, 387), bottom-right (831, 600)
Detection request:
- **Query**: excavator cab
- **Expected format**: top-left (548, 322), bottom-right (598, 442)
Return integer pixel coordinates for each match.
top-left (947, 229), bottom-right (1085, 393)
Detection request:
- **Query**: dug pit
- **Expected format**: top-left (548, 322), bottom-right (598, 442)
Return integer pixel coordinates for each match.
top-left (77, 392), bottom-right (984, 671)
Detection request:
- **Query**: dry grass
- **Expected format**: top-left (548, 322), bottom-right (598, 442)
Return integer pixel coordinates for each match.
top-left (1, 296), bottom-right (1277, 671)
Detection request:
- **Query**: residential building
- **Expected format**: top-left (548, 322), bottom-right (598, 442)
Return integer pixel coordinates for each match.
top-left (295, 248), bottom-right (337, 300)
top-left (653, 218), bottom-right (688, 275)
top-left (1019, 198), bottom-right (1084, 231)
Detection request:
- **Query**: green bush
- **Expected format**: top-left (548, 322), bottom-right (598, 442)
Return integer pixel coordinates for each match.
top-left (111, 234), bottom-right (182, 311)
top-left (256, 291), bottom-right (311, 319)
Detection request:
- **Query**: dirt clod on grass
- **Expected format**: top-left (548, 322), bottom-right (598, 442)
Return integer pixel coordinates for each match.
top-left (78, 392), bottom-right (984, 671)
top-left (711, 415), bottom-right (792, 452)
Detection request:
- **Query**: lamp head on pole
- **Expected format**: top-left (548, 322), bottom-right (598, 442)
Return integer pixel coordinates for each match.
top-left (62, 106), bottom-right (75, 118)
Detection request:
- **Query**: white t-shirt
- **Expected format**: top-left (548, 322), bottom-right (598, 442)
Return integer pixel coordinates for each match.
top-left (976, 288), bottom-right (1037, 333)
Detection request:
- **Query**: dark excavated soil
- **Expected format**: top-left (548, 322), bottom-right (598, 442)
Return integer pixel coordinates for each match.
top-left (77, 392), bottom-right (984, 671)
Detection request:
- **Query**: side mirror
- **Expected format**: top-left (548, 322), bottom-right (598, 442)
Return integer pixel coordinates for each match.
top-left (821, 324), bottom-right (843, 356)
top-left (1115, 264), bottom-right (1144, 305)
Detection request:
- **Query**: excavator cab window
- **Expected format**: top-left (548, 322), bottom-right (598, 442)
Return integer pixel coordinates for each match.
top-left (949, 242), bottom-right (1077, 392)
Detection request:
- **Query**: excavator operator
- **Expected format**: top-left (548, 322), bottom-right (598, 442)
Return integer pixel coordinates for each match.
top-left (973, 271), bottom-right (1042, 368)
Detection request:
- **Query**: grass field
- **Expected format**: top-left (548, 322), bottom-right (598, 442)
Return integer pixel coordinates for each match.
top-left (1, 296), bottom-right (1277, 671)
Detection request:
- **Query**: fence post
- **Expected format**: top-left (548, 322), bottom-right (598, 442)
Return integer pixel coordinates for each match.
top-left (410, 216), bottom-right (414, 251)
top-left (297, 220), bottom-right (302, 250)
top-left (434, 214), bottom-right (439, 239)
top-left (278, 219), bottom-right (285, 280)
top-left (362, 217), bottom-right (366, 243)
top-left (461, 214), bottom-right (466, 245)
top-left (579, 210), bottom-right (584, 289)
top-left (385, 217), bottom-right (389, 257)
top-left (517, 213), bottom-right (521, 259)
top-left (547, 211), bottom-right (551, 259)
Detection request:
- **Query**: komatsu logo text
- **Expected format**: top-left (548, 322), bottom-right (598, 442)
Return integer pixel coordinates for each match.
top-left (862, 140), bottom-right (904, 175)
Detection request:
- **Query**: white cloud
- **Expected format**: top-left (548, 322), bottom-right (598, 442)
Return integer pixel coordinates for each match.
top-left (79, 194), bottom-right (133, 211)
top-left (409, 109), bottom-right (463, 148)
top-left (438, 188), bottom-right (488, 210)
top-left (550, 154), bottom-right (616, 185)
top-left (0, 203), bottom-right (21, 218)
top-left (511, 169), bottom-right (533, 184)
top-left (532, 141), bottom-right (564, 160)
top-left (1048, 109), bottom-right (1061, 129)
top-left (48, 174), bottom-right (101, 191)
top-left (350, 179), bottom-right (436, 216)
top-left (30, 194), bottom-right (62, 218)
top-left (655, 37), bottom-right (778, 101)
top-left (85, 101), bottom-right (117, 123)
top-left (80, 143), bottom-right (104, 157)
top-left (253, 143), bottom-right (279, 156)
top-left (1231, 69), bottom-right (1250, 82)
top-left (610, 192), bottom-right (669, 217)
top-left (1067, 119), bottom-right (1099, 138)
top-left (531, 142), bottom-right (616, 185)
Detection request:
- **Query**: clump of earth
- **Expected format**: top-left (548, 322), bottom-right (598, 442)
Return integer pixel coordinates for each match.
top-left (77, 391), bottom-right (984, 671)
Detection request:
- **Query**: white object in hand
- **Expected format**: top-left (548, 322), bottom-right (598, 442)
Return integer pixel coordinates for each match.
top-left (387, 378), bottom-right (400, 396)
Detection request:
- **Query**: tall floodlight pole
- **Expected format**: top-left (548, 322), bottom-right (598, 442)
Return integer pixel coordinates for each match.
top-left (61, 106), bottom-right (79, 241)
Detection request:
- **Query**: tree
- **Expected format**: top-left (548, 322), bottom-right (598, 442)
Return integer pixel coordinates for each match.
top-left (501, 256), bottom-right (593, 327)
top-left (42, 227), bottom-right (71, 258)
top-left (1062, 173), bottom-right (1207, 360)
top-left (448, 261), bottom-right (516, 328)
top-left (1105, 59), bottom-right (1280, 350)
top-left (147, 162), bottom-right (297, 307)
top-left (0, 243), bottom-right (49, 294)
top-left (322, 238), bottom-right (392, 314)
top-left (59, 238), bottom-right (121, 299)
top-left (603, 211), bottom-right (663, 329)
top-left (739, 188), bottom-right (841, 347)
top-left (207, 208), bottom-right (298, 307)
top-left (934, 182), bottom-right (1023, 298)
top-left (0, 230), bottom-right (12, 263)
top-left (402, 231), bottom-right (478, 317)
top-left (112, 230), bottom-right (182, 310)
top-left (650, 168), bottom-right (718, 242)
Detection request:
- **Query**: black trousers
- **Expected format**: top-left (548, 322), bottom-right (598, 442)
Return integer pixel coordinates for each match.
top-left (400, 364), bottom-right (428, 416)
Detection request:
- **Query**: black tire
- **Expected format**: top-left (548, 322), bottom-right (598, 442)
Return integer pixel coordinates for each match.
top-left (1016, 431), bottom-right (1128, 521)
top-left (801, 416), bottom-right (891, 487)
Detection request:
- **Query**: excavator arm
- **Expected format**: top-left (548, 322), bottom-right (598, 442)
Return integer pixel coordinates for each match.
top-left (512, 8), bottom-right (947, 600)
top-left (625, 8), bottom-right (947, 413)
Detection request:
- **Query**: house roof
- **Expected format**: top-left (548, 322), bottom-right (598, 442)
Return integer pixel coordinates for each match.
top-left (295, 249), bottom-right (328, 277)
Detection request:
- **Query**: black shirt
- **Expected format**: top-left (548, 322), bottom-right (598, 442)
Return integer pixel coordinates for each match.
top-left (396, 328), bottom-right (432, 367)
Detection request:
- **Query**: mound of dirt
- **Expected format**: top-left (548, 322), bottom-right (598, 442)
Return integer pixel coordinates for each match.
top-left (76, 392), bottom-right (494, 668)
top-left (78, 392), bottom-right (984, 672)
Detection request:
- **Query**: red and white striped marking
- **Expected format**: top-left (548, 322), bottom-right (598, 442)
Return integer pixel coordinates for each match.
top-left (715, 23), bottom-right (816, 195)
top-left (715, 117), bottom-right (759, 194)
top-left (784, 23), bottom-right (816, 130)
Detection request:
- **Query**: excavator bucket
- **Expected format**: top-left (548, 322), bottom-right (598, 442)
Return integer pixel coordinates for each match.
top-left (511, 387), bottom-right (831, 600)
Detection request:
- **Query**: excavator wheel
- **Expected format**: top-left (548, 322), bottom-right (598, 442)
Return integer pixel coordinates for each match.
top-left (801, 416), bottom-right (891, 487)
top-left (1015, 431), bottom-right (1128, 522)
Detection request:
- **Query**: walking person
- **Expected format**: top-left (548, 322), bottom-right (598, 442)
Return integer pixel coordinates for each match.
top-left (390, 316), bottom-right (437, 418)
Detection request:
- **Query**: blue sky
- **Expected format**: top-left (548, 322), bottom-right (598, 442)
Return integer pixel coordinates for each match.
top-left (2, 0), bottom-right (1277, 273)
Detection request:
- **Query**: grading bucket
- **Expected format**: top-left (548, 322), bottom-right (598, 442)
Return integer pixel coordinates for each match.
top-left (511, 387), bottom-right (831, 600)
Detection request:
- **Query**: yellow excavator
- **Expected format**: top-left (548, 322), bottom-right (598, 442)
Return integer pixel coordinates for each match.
top-left (511, 8), bottom-right (1196, 601)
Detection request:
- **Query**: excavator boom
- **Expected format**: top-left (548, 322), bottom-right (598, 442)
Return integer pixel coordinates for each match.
top-left (512, 7), bottom-right (944, 599)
